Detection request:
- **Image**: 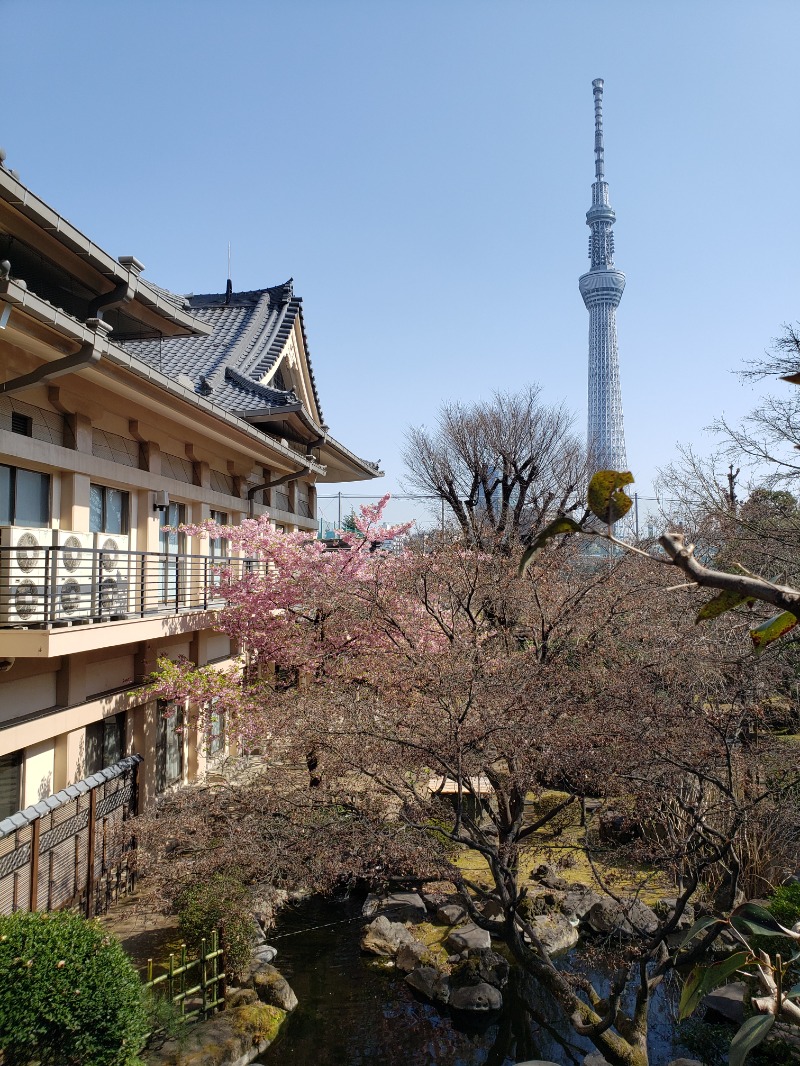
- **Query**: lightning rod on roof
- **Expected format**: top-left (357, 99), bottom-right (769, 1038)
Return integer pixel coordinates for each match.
top-left (226, 241), bottom-right (232, 304)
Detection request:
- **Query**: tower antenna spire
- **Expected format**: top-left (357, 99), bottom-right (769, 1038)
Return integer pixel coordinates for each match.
top-left (579, 78), bottom-right (627, 477)
top-left (593, 77), bottom-right (605, 181)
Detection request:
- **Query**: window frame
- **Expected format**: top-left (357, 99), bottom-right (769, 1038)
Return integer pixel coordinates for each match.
top-left (0, 463), bottom-right (51, 527)
top-left (156, 700), bottom-right (184, 791)
top-left (89, 483), bottom-right (130, 535)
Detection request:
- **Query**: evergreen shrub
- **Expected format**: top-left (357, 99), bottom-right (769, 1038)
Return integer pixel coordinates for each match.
top-left (0, 910), bottom-right (147, 1066)
top-left (769, 881), bottom-right (800, 928)
top-left (177, 874), bottom-right (253, 982)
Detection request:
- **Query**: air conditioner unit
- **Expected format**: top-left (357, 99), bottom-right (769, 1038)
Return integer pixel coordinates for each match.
top-left (52, 530), bottom-right (93, 624)
top-left (93, 533), bottom-right (131, 618)
top-left (0, 526), bottom-right (48, 626)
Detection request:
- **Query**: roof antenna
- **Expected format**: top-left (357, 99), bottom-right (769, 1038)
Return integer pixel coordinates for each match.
top-left (225, 242), bottom-right (232, 304)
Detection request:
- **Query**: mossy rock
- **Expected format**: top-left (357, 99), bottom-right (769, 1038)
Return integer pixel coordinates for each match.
top-left (518, 893), bottom-right (551, 920)
top-left (143, 1003), bottom-right (286, 1065)
top-left (231, 1002), bottom-right (286, 1044)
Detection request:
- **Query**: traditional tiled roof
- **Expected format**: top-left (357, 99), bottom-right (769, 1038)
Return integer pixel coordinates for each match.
top-left (123, 280), bottom-right (324, 424)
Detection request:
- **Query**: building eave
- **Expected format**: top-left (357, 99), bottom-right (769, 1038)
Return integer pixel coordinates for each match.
top-left (0, 279), bottom-right (325, 476)
top-left (0, 167), bottom-right (211, 337)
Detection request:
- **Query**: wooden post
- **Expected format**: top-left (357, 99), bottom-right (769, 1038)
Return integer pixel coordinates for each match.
top-left (85, 789), bottom-right (97, 918)
top-left (29, 820), bottom-right (40, 912)
top-left (212, 929), bottom-right (220, 1009)
top-left (201, 937), bottom-right (208, 1019)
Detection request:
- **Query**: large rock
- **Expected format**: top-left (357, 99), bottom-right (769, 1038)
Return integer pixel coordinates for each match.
top-left (252, 942), bottom-right (278, 964)
top-left (586, 898), bottom-right (659, 938)
top-left (531, 863), bottom-right (568, 891)
top-left (449, 981), bottom-right (503, 1012)
top-left (436, 902), bottom-right (467, 925)
top-left (396, 940), bottom-right (428, 973)
top-left (527, 913), bottom-right (578, 955)
top-left (560, 884), bottom-right (602, 921)
top-left (361, 915), bottom-right (418, 956)
top-left (654, 898), bottom-right (695, 932)
top-left (251, 963), bottom-right (299, 1012)
top-left (143, 1002), bottom-right (286, 1065)
top-left (450, 949), bottom-right (510, 991)
top-left (446, 922), bottom-right (492, 954)
top-left (700, 981), bottom-right (747, 1024)
top-left (666, 1059), bottom-right (703, 1066)
top-left (225, 987), bottom-right (259, 1008)
top-left (405, 964), bottom-right (450, 1004)
top-left (361, 892), bottom-right (427, 923)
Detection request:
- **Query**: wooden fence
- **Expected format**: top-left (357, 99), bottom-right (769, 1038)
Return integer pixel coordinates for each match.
top-left (0, 754), bottom-right (141, 916)
top-left (144, 930), bottom-right (226, 1025)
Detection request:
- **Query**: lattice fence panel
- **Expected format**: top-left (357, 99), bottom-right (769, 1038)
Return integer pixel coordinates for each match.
top-left (91, 429), bottom-right (141, 467)
top-left (161, 452), bottom-right (195, 484)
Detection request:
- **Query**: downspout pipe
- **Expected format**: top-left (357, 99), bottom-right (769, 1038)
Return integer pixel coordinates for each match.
top-left (0, 318), bottom-right (111, 395)
top-left (245, 432), bottom-right (328, 517)
top-left (247, 465), bottom-right (309, 519)
top-left (88, 281), bottom-right (132, 319)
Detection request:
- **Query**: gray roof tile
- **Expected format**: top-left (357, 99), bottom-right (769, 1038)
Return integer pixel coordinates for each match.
top-left (123, 281), bottom-right (324, 425)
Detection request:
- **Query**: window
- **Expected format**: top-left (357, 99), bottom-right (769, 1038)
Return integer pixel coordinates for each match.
top-left (209, 510), bottom-right (229, 561)
top-left (0, 752), bottom-right (21, 819)
top-left (89, 484), bottom-right (129, 535)
top-left (0, 464), bottom-right (50, 526)
top-left (85, 713), bottom-right (126, 776)
top-left (156, 701), bottom-right (184, 791)
top-left (208, 699), bottom-right (225, 757)
top-left (160, 502), bottom-right (186, 554)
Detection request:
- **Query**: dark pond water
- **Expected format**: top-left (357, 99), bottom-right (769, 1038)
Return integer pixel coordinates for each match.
top-left (254, 896), bottom-right (686, 1066)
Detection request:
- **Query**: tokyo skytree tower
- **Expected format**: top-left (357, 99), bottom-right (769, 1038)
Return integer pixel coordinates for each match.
top-left (578, 78), bottom-right (627, 474)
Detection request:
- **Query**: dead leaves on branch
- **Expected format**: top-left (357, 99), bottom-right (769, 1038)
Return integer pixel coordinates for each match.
top-left (587, 470), bottom-right (634, 525)
top-left (518, 470), bottom-right (634, 576)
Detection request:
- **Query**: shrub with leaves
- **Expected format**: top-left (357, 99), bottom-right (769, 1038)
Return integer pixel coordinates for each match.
top-left (770, 882), bottom-right (800, 930)
top-left (177, 874), bottom-right (254, 982)
top-left (679, 902), bottom-right (800, 1066)
top-left (0, 910), bottom-right (147, 1066)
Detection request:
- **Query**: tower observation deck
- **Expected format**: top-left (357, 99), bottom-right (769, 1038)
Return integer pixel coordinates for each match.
top-left (578, 78), bottom-right (627, 474)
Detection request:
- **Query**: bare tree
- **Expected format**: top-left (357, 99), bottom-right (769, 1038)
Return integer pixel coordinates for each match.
top-left (403, 385), bottom-right (586, 552)
top-left (711, 323), bottom-right (800, 486)
top-left (142, 505), bottom-right (784, 1066)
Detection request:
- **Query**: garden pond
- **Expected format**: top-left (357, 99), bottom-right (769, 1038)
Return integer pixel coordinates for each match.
top-left (254, 894), bottom-right (686, 1066)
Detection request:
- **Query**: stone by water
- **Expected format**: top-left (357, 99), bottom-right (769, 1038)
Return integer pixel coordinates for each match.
top-left (254, 895), bottom-right (685, 1066)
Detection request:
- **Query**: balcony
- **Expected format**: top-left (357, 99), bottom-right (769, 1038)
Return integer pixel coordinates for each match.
top-left (0, 545), bottom-right (263, 657)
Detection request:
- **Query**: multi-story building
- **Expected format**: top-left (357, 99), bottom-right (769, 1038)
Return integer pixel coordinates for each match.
top-left (0, 162), bottom-right (380, 819)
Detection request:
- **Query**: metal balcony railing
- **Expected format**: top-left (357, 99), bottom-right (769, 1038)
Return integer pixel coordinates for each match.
top-left (0, 545), bottom-right (266, 629)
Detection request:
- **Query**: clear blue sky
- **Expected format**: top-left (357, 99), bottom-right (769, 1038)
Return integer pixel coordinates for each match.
top-left (4, 1), bottom-right (799, 530)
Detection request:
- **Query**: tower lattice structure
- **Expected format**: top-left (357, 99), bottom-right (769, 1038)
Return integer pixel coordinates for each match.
top-left (578, 78), bottom-right (627, 474)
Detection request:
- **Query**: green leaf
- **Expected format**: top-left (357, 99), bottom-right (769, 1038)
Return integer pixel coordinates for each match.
top-left (679, 914), bottom-right (722, 948)
top-left (786, 981), bottom-right (800, 1000)
top-left (587, 470), bottom-right (635, 524)
top-left (518, 516), bottom-right (582, 575)
top-left (695, 589), bottom-right (754, 624)
top-left (678, 952), bottom-right (752, 1020)
top-left (678, 967), bottom-right (705, 1021)
top-left (729, 1013), bottom-right (775, 1066)
top-left (730, 902), bottom-right (791, 938)
top-left (750, 611), bottom-right (798, 652)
